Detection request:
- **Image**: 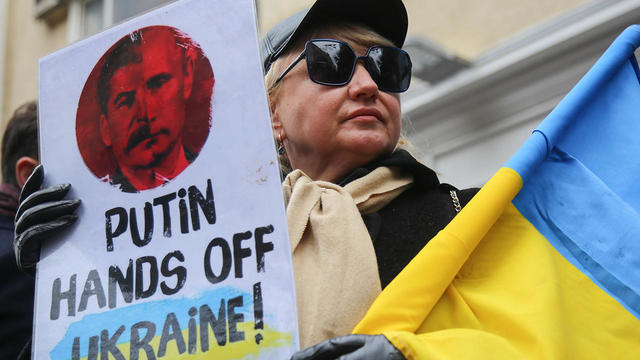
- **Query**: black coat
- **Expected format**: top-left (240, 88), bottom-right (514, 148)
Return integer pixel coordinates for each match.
top-left (0, 207), bottom-right (34, 359)
top-left (338, 150), bottom-right (478, 288)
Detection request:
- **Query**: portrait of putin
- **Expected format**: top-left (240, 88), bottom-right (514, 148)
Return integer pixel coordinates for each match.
top-left (77, 25), bottom-right (214, 193)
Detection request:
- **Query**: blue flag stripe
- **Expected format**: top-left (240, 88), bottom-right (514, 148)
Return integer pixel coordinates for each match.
top-left (505, 25), bottom-right (640, 187)
top-left (555, 57), bottom-right (640, 212)
top-left (513, 148), bottom-right (640, 319)
top-left (536, 25), bottom-right (640, 156)
top-left (508, 25), bottom-right (640, 319)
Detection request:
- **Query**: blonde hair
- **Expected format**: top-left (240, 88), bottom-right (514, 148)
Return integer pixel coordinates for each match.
top-left (265, 23), bottom-right (403, 176)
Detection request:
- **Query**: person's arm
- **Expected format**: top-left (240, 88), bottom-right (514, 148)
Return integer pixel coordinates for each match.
top-left (14, 165), bottom-right (80, 274)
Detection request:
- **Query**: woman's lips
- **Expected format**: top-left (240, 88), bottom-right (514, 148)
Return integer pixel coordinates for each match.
top-left (345, 108), bottom-right (383, 123)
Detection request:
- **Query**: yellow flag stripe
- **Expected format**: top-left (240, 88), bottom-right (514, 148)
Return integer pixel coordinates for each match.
top-left (379, 203), bottom-right (640, 359)
top-left (353, 167), bottom-right (522, 334)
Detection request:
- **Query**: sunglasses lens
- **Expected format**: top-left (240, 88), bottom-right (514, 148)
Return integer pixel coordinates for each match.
top-left (303, 40), bottom-right (412, 92)
top-left (306, 41), bottom-right (356, 85)
top-left (367, 47), bottom-right (412, 92)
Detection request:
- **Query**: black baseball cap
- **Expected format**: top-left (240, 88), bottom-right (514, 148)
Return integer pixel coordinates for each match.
top-left (260, 0), bottom-right (408, 73)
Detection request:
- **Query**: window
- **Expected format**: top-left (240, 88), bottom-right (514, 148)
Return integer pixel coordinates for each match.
top-left (81, 0), bottom-right (103, 37)
top-left (112, 0), bottom-right (174, 24)
top-left (35, 0), bottom-right (68, 23)
top-left (68, 0), bottom-right (175, 41)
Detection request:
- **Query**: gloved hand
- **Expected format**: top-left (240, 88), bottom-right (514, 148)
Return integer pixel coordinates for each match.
top-left (14, 165), bottom-right (81, 274)
top-left (290, 334), bottom-right (405, 360)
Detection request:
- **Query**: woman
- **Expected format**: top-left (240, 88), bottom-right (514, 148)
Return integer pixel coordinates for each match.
top-left (261, 1), bottom-right (475, 356)
top-left (15, 0), bottom-right (476, 358)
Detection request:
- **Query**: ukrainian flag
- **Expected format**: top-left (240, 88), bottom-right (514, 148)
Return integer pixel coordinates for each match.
top-left (354, 25), bottom-right (640, 359)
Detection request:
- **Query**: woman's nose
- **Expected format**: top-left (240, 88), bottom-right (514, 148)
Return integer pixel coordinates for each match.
top-left (348, 63), bottom-right (379, 100)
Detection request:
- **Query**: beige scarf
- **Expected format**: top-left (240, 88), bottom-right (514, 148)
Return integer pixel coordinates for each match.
top-left (282, 166), bottom-right (413, 348)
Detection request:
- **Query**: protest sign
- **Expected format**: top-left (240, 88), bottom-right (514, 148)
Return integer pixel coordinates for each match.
top-left (35, 0), bottom-right (299, 358)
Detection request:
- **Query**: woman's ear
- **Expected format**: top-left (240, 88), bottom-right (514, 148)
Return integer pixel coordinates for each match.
top-left (270, 101), bottom-right (283, 136)
top-left (15, 156), bottom-right (39, 188)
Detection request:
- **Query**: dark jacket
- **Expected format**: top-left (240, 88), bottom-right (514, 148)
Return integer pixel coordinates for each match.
top-left (338, 150), bottom-right (478, 288)
top-left (0, 184), bottom-right (34, 360)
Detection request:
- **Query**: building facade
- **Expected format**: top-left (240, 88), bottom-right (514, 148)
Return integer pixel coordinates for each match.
top-left (1, 0), bottom-right (638, 186)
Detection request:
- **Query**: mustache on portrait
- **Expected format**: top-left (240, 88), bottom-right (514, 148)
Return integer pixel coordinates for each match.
top-left (124, 123), bottom-right (169, 154)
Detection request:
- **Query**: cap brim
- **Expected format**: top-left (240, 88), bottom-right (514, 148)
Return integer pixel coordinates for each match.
top-left (264, 0), bottom-right (407, 72)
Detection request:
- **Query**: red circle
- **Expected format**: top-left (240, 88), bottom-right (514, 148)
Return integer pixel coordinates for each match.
top-left (76, 25), bottom-right (214, 192)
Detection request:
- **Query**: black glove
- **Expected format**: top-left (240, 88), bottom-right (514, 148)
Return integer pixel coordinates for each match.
top-left (290, 334), bottom-right (405, 360)
top-left (14, 164), bottom-right (81, 274)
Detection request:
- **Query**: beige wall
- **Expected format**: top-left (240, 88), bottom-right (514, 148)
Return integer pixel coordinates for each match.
top-left (257, 0), bottom-right (590, 59)
top-left (257, 0), bottom-right (315, 36)
top-left (2, 0), bottom-right (67, 127)
top-left (405, 0), bottom-right (589, 59)
top-left (1, 0), bottom-right (593, 128)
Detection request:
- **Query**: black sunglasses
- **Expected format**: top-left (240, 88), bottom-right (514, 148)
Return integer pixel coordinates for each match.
top-left (273, 39), bottom-right (412, 93)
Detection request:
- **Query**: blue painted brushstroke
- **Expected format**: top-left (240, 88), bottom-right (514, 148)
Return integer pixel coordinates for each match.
top-left (50, 286), bottom-right (252, 360)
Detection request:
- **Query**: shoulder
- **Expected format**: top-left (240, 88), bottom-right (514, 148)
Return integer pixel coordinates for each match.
top-left (371, 149), bottom-right (479, 216)
top-left (362, 152), bottom-right (480, 287)
top-left (388, 149), bottom-right (478, 211)
top-left (436, 183), bottom-right (480, 211)
top-left (110, 167), bottom-right (137, 193)
top-left (385, 182), bottom-right (477, 225)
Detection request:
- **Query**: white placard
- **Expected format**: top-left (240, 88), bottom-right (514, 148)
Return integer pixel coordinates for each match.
top-left (36, 0), bottom-right (298, 358)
